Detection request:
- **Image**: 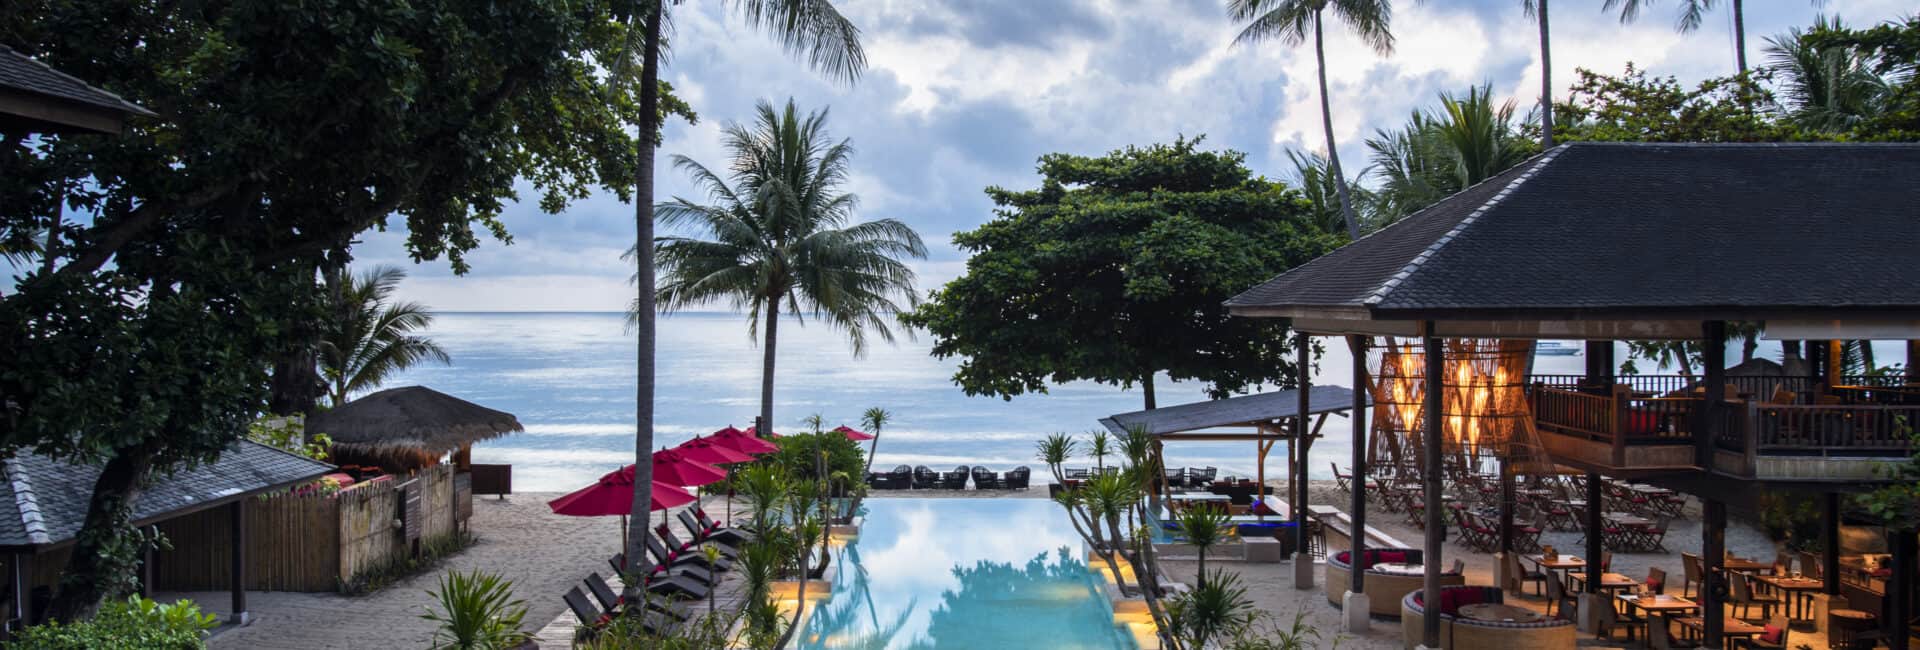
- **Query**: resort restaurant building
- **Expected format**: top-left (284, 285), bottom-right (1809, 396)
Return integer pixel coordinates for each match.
top-left (1227, 142), bottom-right (1920, 649)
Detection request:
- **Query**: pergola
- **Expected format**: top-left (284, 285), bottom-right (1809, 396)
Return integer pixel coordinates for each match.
top-left (1227, 142), bottom-right (1920, 649)
top-left (1102, 386), bottom-right (1369, 541)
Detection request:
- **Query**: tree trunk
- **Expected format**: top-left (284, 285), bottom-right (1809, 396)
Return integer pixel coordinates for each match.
top-left (1742, 331), bottom-right (1757, 363)
top-left (1783, 340), bottom-right (1802, 359)
top-left (1731, 0), bottom-right (1747, 74)
top-left (267, 350), bottom-right (321, 417)
top-left (1142, 372), bottom-right (1156, 410)
top-left (1536, 0), bottom-right (1554, 149)
top-left (759, 300), bottom-right (780, 436)
top-left (46, 450), bottom-right (152, 620)
top-left (626, 0), bottom-right (664, 577)
top-left (1313, 10), bottom-right (1360, 240)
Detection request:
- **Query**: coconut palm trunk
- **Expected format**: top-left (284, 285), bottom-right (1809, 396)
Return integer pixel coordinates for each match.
top-left (760, 299), bottom-right (780, 433)
top-left (1313, 11), bottom-right (1360, 240)
top-left (1535, 0), bottom-right (1555, 148)
top-left (1731, 0), bottom-right (1747, 73)
top-left (627, 0), bottom-right (664, 570)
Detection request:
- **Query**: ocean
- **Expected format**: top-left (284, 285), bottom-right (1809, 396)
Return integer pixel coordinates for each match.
top-left (382, 312), bottom-right (1821, 492)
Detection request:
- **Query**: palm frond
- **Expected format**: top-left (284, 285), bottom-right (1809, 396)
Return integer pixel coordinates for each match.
top-left (1228, 0), bottom-right (1314, 48)
top-left (733, 0), bottom-right (868, 84)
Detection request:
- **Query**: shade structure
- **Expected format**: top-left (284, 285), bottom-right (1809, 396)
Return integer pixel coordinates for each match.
top-left (710, 426), bottom-right (779, 454)
top-left (307, 386), bottom-right (522, 471)
top-left (652, 448), bottom-right (726, 487)
top-left (833, 425), bottom-right (876, 441)
top-left (676, 436), bottom-right (759, 465)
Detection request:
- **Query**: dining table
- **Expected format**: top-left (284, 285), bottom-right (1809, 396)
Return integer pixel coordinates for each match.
top-left (1720, 557), bottom-right (1774, 574)
top-left (1569, 571), bottom-right (1640, 593)
top-left (1457, 603), bottom-right (1543, 624)
top-left (1752, 574), bottom-right (1824, 620)
top-left (1675, 616), bottom-right (1765, 645)
top-left (1617, 592), bottom-right (1699, 616)
top-left (1529, 554), bottom-right (1586, 574)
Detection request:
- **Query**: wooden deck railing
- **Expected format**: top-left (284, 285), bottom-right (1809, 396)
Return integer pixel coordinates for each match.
top-left (1533, 374), bottom-right (1815, 399)
top-left (1752, 403), bottom-right (1920, 456)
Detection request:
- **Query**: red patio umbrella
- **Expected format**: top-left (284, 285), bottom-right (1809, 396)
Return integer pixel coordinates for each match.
top-left (652, 447), bottom-right (727, 487)
top-left (833, 425), bottom-right (876, 441)
top-left (743, 425), bottom-right (782, 439)
top-left (676, 437), bottom-right (758, 465)
top-left (549, 468), bottom-right (696, 553)
top-left (710, 426), bottom-right (779, 454)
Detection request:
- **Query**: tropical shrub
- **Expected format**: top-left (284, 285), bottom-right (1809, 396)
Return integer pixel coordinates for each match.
top-left (8, 596), bottom-right (216, 650)
top-left (760, 431), bottom-right (864, 488)
top-left (419, 569), bottom-right (531, 650)
top-left (1164, 570), bottom-right (1257, 650)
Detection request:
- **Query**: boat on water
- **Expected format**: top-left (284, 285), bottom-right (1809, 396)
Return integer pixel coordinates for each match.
top-left (1534, 341), bottom-right (1583, 356)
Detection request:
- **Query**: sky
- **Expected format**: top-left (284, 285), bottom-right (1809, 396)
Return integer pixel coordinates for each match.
top-left (356, 0), bottom-right (1916, 312)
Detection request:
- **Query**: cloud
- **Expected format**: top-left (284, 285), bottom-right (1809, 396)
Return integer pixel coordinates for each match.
top-left (364, 1), bottom-right (1915, 311)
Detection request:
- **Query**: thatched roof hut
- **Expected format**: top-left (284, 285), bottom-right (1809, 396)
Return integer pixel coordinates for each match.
top-left (307, 386), bottom-right (522, 472)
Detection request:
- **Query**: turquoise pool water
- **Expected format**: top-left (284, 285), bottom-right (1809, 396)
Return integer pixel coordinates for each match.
top-left (795, 498), bottom-right (1138, 650)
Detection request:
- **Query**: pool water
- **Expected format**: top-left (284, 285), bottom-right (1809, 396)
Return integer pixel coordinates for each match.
top-left (795, 498), bottom-right (1139, 650)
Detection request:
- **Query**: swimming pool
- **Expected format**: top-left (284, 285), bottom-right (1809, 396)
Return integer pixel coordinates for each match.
top-left (794, 498), bottom-right (1140, 650)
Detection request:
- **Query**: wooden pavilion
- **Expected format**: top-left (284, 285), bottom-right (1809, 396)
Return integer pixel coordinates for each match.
top-left (1228, 142), bottom-right (1920, 649)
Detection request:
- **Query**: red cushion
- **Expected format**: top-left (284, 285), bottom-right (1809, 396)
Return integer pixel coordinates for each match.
top-left (1626, 410), bottom-right (1662, 434)
top-left (1760, 624), bottom-right (1783, 644)
top-left (1377, 550), bottom-right (1407, 564)
top-left (1646, 578), bottom-right (1663, 592)
top-left (1251, 500), bottom-right (1279, 516)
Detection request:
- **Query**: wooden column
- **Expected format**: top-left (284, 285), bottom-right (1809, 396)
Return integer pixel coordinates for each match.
top-left (10, 552), bottom-right (30, 630)
top-left (1350, 335), bottom-right (1370, 597)
top-left (1825, 492), bottom-right (1842, 596)
top-left (1699, 321), bottom-right (1727, 467)
top-left (1907, 341), bottom-right (1919, 384)
top-left (229, 500), bottom-right (248, 625)
top-left (1826, 340), bottom-right (1845, 385)
top-left (1585, 471), bottom-right (1604, 592)
top-left (1703, 499), bottom-right (1727, 647)
top-left (1295, 333), bottom-right (1312, 553)
top-left (1584, 341), bottom-right (1616, 391)
top-left (1498, 456), bottom-right (1515, 553)
top-left (1809, 341), bottom-right (1829, 385)
top-left (1891, 529), bottom-right (1915, 650)
top-left (1421, 329), bottom-right (1445, 648)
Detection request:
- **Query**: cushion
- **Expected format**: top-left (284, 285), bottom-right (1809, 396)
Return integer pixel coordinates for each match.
top-left (1626, 410), bottom-right (1662, 435)
top-left (1760, 624), bottom-right (1783, 644)
top-left (1377, 550), bottom-right (1408, 564)
top-left (1252, 500), bottom-right (1280, 516)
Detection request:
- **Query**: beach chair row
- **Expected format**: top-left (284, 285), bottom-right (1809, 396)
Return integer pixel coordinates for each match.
top-left (866, 465), bottom-right (1031, 490)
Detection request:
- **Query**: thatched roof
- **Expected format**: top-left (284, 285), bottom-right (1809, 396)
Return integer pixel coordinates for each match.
top-left (308, 387), bottom-right (521, 469)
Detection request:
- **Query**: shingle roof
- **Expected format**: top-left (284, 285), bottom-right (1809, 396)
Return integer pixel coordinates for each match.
top-left (0, 44), bottom-right (154, 117)
top-left (1100, 385), bottom-right (1368, 437)
top-left (0, 441), bottom-right (333, 549)
top-left (1227, 142), bottom-right (1920, 320)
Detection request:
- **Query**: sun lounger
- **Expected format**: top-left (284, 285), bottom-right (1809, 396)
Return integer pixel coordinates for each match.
top-left (941, 465), bottom-right (970, 489)
top-left (565, 586), bottom-right (680, 638)
top-left (680, 510), bottom-right (753, 547)
top-left (643, 534), bottom-right (726, 581)
top-left (868, 464), bottom-right (913, 489)
top-left (601, 555), bottom-right (711, 599)
top-left (587, 572), bottom-right (694, 621)
top-left (658, 525), bottom-right (740, 562)
top-left (1004, 466), bottom-right (1031, 490)
top-left (971, 466), bottom-right (1001, 489)
top-left (912, 465), bottom-right (938, 489)
top-left (693, 508), bottom-right (756, 542)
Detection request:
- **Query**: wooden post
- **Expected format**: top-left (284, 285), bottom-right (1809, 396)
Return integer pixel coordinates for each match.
top-left (1421, 329), bottom-right (1445, 648)
top-left (1826, 340), bottom-right (1845, 385)
top-left (1295, 332), bottom-right (1312, 556)
top-left (230, 501), bottom-right (248, 625)
top-left (10, 552), bottom-right (30, 631)
top-left (1498, 456), bottom-right (1515, 554)
top-left (1824, 492), bottom-right (1842, 596)
top-left (1907, 341), bottom-right (1919, 384)
top-left (1611, 384), bottom-right (1630, 466)
top-left (1703, 499), bottom-right (1727, 646)
top-left (1700, 321), bottom-right (1727, 468)
top-left (1891, 529), bottom-right (1915, 650)
top-left (1585, 341), bottom-right (1615, 391)
top-left (1585, 471), bottom-right (1603, 593)
top-left (1350, 335), bottom-right (1370, 597)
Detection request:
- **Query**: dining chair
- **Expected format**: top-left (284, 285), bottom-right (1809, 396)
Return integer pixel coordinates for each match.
top-left (1681, 552), bottom-right (1703, 598)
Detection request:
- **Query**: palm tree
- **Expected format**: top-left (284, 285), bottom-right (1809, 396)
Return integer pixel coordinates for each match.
top-left (1524, 0), bottom-right (1556, 149)
top-left (1367, 86), bottom-right (1532, 222)
top-left (648, 99), bottom-right (926, 443)
top-left (860, 406), bottom-right (892, 476)
top-left (1284, 150), bottom-right (1374, 235)
top-left (1088, 430), bottom-right (1113, 472)
top-left (619, 0), bottom-right (867, 576)
top-left (1765, 16), bottom-right (1891, 132)
top-left (318, 265), bottom-right (450, 406)
top-left (1231, 0), bottom-right (1396, 240)
top-left (1174, 505), bottom-right (1231, 589)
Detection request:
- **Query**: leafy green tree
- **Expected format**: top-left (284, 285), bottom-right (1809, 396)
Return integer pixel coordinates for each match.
top-left (1766, 16), bottom-right (1892, 133)
top-left (1230, 0), bottom-right (1397, 240)
top-left (1367, 86), bottom-right (1536, 224)
top-left (319, 266), bottom-right (450, 407)
top-left (903, 139), bottom-right (1339, 409)
top-left (616, 0), bottom-right (867, 562)
top-left (1805, 13), bottom-right (1920, 139)
top-left (1557, 65), bottom-right (1789, 143)
top-left (1, 0), bottom-right (643, 618)
top-left (645, 99), bottom-right (926, 435)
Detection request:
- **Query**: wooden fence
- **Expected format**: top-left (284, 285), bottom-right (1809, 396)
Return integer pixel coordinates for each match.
top-left (150, 465), bottom-right (468, 593)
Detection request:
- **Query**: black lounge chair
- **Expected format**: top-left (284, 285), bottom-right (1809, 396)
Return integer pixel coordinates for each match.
top-left (659, 525), bottom-right (739, 562)
top-left (1065, 468), bottom-right (1090, 480)
top-left (971, 466), bottom-right (1001, 489)
top-left (587, 572), bottom-right (694, 621)
top-left (1164, 467), bottom-right (1188, 489)
top-left (868, 464), bottom-right (912, 490)
top-left (603, 556), bottom-right (711, 599)
top-left (681, 510), bottom-right (753, 547)
top-left (693, 508), bottom-right (756, 542)
top-left (912, 466), bottom-right (938, 489)
top-left (643, 534), bottom-right (726, 582)
top-left (1004, 466), bottom-right (1031, 490)
top-left (566, 586), bottom-right (679, 638)
top-left (1192, 467), bottom-right (1217, 486)
top-left (941, 466), bottom-right (970, 489)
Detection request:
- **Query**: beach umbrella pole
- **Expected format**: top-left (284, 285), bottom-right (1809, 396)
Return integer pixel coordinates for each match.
top-left (620, 513), bottom-right (629, 564)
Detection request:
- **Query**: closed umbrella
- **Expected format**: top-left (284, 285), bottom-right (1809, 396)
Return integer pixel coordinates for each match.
top-left (549, 469), bottom-right (695, 554)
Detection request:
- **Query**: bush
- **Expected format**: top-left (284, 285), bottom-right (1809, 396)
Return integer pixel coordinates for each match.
top-left (420, 569), bottom-right (531, 650)
top-left (8, 596), bottom-right (216, 650)
top-left (760, 431), bottom-right (865, 490)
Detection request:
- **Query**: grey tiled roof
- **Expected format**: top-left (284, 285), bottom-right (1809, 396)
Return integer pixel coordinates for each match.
top-left (0, 44), bottom-right (154, 117)
top-left (1228, 142), bottom-right (1920, 319)
top-left (1100, 385), bottom-right (1369, 436)
top-left (0, 441), bottom-right (333, 548)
